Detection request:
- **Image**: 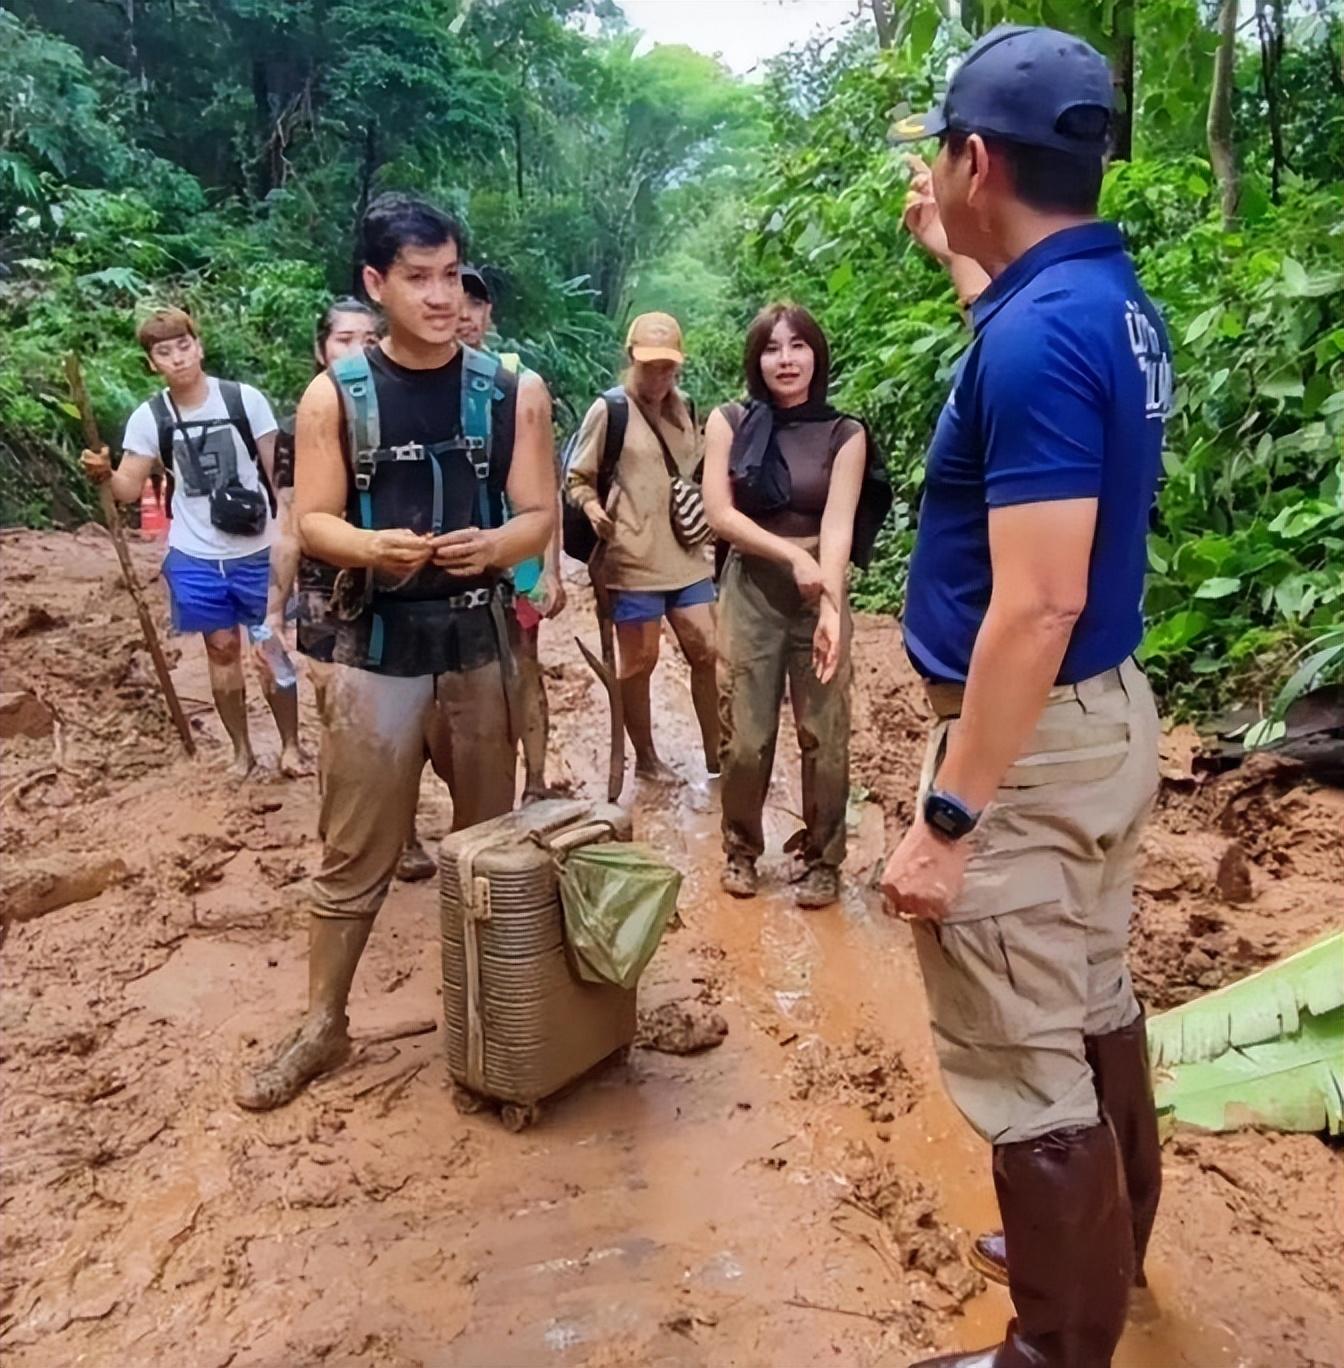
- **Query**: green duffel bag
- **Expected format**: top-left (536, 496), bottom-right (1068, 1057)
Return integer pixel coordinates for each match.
top-left (558, 841), bottom-right (681, 991)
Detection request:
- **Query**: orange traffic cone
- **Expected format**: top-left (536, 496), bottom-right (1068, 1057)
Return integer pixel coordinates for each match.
top-left (140, 479), bottom-right (168, 539)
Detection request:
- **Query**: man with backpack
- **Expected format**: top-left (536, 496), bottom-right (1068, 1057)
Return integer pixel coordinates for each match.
top-left (82, 307), bottom-right (302, 779)
top-left (234, 194), bottom-right (556, 1110)
top-left (458, 263), bottom-right (566, 800)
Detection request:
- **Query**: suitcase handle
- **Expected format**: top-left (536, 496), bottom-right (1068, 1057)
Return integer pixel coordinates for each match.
top-left (534, 820), bottom-right (616, 856)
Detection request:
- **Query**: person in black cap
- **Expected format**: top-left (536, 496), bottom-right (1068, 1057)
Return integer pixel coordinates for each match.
top-left (882, 25), bottom-right (1173, 1368)
top-left (458, 263), bottom-right (567, 799)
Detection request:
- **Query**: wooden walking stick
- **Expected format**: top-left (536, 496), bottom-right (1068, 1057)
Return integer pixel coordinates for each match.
top-left (573, 492), bottom-right (624, 802)
top-left (65, 354), bottom-right (196, 756)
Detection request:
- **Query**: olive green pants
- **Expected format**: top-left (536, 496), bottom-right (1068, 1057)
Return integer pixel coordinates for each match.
top-left (310, 660), bottom-right (516, 919)
top-left (912, 658), bottom-right (1160, 1145)
top-left (716, 550), bottom-right (851, 869)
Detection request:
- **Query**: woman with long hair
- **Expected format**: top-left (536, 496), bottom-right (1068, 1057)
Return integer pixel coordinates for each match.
top-left (702, 303), bottom-right (868, 909)
top-left (567, 312), bottom-right (719, 781)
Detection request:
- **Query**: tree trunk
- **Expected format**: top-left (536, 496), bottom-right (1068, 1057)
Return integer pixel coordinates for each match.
top-left (251, 59), bottom-right (275, 199)
top-left (1257, 0), bottom-right (1287, 203)
top-left (352, 120), bottom-right (379, 293)
top-left (870, 0), bottom-right (894, 49)
top-left (512, 113), bottom-right (525, 201)
top-left (1112, 0), bottom-right (1135, 161)
top-left (1207, 0), bottom-right (1240, 229)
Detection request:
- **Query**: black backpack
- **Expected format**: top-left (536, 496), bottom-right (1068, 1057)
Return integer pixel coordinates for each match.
top-left (560, 387), bottom-right (628, 564)
top-left (148, 378), bottom-right (277, 520)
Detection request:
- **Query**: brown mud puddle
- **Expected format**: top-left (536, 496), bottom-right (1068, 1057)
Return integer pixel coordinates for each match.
top-left (1, 527), bottom-right (1340, 1367)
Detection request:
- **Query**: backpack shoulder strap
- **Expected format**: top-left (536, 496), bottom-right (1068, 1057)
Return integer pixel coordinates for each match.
top-left (149, 391), bottom-right (174, 465)
top-left (218, 380), bottom-right (258, 461)
top-left (461, 344), bottom-right (502, 528)
top-left (330, 350), bottom-right (379, 528)
top-left (598, 386), bottom-right (628, 495)
top-left (219, 379), bottom-right (275, 514)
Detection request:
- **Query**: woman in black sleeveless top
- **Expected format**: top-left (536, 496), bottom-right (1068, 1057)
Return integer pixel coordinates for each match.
top-left (702, 304), bottom-right (867, 909)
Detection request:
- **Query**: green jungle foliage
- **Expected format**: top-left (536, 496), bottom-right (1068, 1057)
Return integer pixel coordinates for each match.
top-left (1, 0), bottom-right (1341, 716)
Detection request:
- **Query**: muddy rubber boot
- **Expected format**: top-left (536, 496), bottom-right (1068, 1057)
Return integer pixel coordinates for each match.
top-left (970, 1010), bottom-right (1162, 1291)
top-left (1086, 1009), bottom-right (1162, 1287)
top-left (396, 836), bottom-right (437, 883)
top-left (235, 915), bottom-right (373, 1111)
top-left (911, 1122), bottom-right (1132, 1368)
top-left (720, 855), bottom-right (758, 898)
top-left (794, 863), bottom-right (839, 909)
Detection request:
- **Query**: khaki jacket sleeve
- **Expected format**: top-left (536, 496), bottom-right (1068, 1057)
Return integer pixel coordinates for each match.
top-left (564, 397), bottom-right (609, 509)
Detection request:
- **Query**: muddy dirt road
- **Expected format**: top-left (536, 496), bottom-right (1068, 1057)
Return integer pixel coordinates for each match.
top-left (1, 526), bottom-right (1341, 1367)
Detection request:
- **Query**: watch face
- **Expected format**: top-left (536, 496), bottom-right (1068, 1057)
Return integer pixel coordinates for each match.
top-left (925, 791), bottom-right (976, 840)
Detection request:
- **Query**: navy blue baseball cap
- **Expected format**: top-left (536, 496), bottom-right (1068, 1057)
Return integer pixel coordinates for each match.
top-left (892, 25), bottom-right (1113, 155)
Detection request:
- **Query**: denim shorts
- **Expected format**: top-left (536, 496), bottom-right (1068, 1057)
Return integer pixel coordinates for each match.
top-left (610, 577), bottom-right (716, 625)
top-left (162, 547), bottom-right (270, 635)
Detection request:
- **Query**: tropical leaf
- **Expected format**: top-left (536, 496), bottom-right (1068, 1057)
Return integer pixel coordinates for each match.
top-left (1148, 933), bottom-right (1344, 1135)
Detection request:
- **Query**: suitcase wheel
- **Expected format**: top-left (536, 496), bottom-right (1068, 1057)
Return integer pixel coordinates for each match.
top-left (500, 1101), bottom-right (541, 1133)
top-left (451, 1085), bottom-right (488, 1116)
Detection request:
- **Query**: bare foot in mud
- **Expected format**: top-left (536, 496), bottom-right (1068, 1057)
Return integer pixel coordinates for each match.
top-left (634, 756), bottom-right (679, 784)
top-left (235, 1017), bottom-right (352, 1110)
top-left (279, 743), bottom-right (315, 779)
top-left (227, 747), bottom-right (256, 781)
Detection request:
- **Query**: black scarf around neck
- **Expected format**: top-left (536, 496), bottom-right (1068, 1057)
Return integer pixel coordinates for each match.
top-left (725, 396), bottom-right (893, 569)
top-left (728, 398), bottom-right (841, 518)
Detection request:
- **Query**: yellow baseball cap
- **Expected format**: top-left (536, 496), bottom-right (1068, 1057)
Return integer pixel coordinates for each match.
top-left (626, 311), bottom-right (684, 363)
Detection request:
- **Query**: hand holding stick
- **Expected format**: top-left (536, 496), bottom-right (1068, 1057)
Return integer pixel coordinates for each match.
top-left (65, 354), bottom-right (196, 756)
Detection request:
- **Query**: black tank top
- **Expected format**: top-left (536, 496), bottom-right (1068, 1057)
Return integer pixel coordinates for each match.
top-left (345, 346), bottom-right (519, 600)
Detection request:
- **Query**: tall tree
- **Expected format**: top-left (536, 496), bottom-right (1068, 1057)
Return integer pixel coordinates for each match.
top-left (1256, 0), bottom-right (1288, 202)
top-left (1207, 0), bottom-right (1241, 227)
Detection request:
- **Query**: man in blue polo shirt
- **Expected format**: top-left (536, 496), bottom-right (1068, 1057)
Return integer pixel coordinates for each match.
top-left (883, 26), bottom-right (1172, 1368)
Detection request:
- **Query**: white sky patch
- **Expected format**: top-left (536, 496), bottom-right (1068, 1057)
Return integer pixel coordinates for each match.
top-left (618, 0), bottom-right (861, 75)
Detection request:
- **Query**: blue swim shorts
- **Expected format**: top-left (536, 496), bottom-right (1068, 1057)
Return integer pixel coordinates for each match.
top-left (610, 577), bottom-right (716, 625)
top-left (162, 547), bottom-right (270, 635)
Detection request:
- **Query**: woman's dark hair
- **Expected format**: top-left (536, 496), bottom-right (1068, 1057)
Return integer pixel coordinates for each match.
top-left (744, 303), bottom-right (830, 406)
top-left (944, 128), bottom-right (1104, 215)
top-left (360, 192), bottom-right (467, 274)
top-left (315, 297), bottom-right (380, 362)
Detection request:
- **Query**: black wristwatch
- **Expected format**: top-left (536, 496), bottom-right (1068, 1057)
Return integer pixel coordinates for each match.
top-left (923, 788), bottom-right (980, 841)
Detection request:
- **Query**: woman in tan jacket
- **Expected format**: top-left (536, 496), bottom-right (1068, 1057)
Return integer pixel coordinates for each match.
top-left (566, 313), bottom-right (718, 781)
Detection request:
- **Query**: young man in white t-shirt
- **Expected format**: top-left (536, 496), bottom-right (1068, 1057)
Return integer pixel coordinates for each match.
top-left (82, 307), bottom-right (304, 779)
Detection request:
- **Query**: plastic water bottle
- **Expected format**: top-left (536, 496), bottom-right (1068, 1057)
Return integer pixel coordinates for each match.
top-left (248, 623), bottom-right (297, 689)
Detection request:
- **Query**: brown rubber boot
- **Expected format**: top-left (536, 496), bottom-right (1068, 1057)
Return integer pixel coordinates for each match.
top-left (970, 1010), bottom-right (1162, 1290)
top-left (1086, 1010), bottom-right (1162, 1286)
top-left (235, 914), bottom-right (374, 1110)
top-left (396, 835), bottom-right (437, 882)
top-left (911, 1122), bottom-right (1132, 1367)
top-left (794, 863), bottom-right (839, 909)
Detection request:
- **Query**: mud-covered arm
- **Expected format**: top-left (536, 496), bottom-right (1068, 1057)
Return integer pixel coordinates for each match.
top-left (492, 371), bottom-right (556, 568)
top-left (293, 372), bottom-right (430, 576)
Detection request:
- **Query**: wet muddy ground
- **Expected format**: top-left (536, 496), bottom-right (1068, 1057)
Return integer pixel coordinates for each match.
top-left (1, 526), bottom-right (1341, 1367)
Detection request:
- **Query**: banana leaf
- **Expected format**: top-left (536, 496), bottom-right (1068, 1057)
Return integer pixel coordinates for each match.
top-left (1147, 932), bottom-right (1344, 1136)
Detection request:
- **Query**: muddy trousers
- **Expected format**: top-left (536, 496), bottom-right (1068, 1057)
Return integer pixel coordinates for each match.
top-left (716, 551), bottom-right (850, 868)
top-left (309, 660), bottom-right (517, 923)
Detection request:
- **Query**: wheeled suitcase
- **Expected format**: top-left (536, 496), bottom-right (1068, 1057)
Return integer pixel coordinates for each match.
top-left (439, 798), bottom-right (636, 1130)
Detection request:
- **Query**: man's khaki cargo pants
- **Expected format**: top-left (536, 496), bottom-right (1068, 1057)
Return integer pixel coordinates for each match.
top-left (912, 657), bottom-right (1160, 1144)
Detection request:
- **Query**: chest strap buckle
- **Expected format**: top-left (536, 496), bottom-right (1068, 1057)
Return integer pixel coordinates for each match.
top-left (391, 441), bottom-right (425, 462)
